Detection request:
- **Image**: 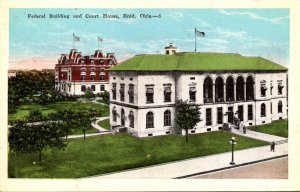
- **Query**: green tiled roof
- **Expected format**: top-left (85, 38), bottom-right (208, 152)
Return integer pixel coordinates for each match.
top-left (110, 52), bottom-right (287, 71)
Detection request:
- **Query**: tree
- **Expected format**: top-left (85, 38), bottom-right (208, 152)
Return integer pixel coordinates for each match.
top-left (76, 111), bottom-right (94, 140)
top-left (28, 109), bottom-right (43, 122)
top-left (175, 100), bottom-right (201, 143)
top-left (56, 109), bottom-right (77, 140)
top-left (84, 87), bottom-right (94, 99)
top-left (100, 91), bottom-right (110, 104)
top-left (8, 120), bottom-right (66, 163)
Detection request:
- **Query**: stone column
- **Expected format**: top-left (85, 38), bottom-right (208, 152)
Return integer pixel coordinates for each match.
top-left (224, 83), bottom-right (226, 102)
top-left (244, 82), bottom-right (246, 101)
top-left (212, 83), bottom-right (215, 103)
top-left (233, 82), bottom-right (236, 101)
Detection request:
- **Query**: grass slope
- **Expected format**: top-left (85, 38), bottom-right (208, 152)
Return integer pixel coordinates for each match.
top-left (249, 119), bottom-right (288, 138)
top-left (98, 119), bottom-right (110, 130)
top-left (8, 131), bottom-right (267, 178)
top-left (8, 101), bottom-right (109, 123)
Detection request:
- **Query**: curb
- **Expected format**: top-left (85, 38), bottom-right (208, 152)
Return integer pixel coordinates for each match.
top-left (174, 154), bottom-right (288, 179)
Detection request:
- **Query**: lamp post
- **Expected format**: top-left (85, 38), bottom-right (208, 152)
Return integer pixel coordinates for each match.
top-left (230, 137), bottom-right (237, 165)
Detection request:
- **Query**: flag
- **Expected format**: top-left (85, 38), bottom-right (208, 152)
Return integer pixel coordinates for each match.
top-left (196, 30), bottom-right (205, 37)
top-left (73, 33), bottom-right (80, 42)
top-left (98, 36), bottom-right (103, 42)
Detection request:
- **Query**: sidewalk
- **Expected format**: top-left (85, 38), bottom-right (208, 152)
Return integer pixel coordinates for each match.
top-left (86, 142), bottom-right (288, 179)
top-left (231, 128), bottom-right (287, 143)
top-left (91, 116), bottom-right (110, 132)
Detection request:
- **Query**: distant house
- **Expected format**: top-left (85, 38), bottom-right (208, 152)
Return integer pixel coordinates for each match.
top-left (109, 44), bottom-right (288, 137)
top-left (55, 49), bottom-right (117, 95)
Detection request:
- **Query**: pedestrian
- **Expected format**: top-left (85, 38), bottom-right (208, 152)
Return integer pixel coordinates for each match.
top-left (270, 141), bottom-right (275, 152)
top-left (243, 126), bottom-right (246, 134)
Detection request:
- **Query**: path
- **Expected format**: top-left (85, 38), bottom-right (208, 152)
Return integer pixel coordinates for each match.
top-left (231, 127), bottom-right (287, 143)
top-left (67, 116), bottom-right (111, 139)
top-left (91, 116), bottom-right (110, 132)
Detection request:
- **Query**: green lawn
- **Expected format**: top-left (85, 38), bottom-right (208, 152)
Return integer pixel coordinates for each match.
top-left (8, 131), bottom-right (268, 178)
top-left (8, 101), bottom-right (109, 124)
top-left (249, 119), bottom-right (288, 138)
top-left (98, 119), bottom-right (110, 130)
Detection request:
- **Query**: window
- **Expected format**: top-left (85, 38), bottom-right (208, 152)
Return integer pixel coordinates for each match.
top-left (112, 107), bottom-right (117, 122)
top-left (238, 105), bottom-right (244, 121)
top-left (261, 83), bottom-right (267, 97)
top-left (128, 84), bottom-right (134, 104)
top-left (146, 112), bottom-right (154, 128)
top-left (189, 87), bottom-right (196, 102)
top-left (129, 111), bottom-right (134, 128)
top-left (164, 110), bottom-right (171, 126)
top-left (261, 103), bottom-right (266, 117)
top-left (217, 107), bottom-right (223, 124)
top-left (81, 60), bottom-right (84, 64)
top-left (278, 83), bottom-right (284, 95)
top-left (113, 77), bottom-right (116, 80)
top-left (90, 76), bottom-right (95, 81)
top-left (81, 75), bottom-right (86, 81)
top-left (130, 78), bottom-right (133, 81)
top-left (190, 77), bottom-right (195, 80)
top-left (278, 100), bottom-right (283, 113)
top-left (100, 85), bottom-right (105, 91)
top-left (81, 85), bottom-right (86, 92)
top-left (91, 60), bottom-right (94, 64)
top-left (112, 83), bottom-right (116, 100)
top-left (91, 85), bottom-right (95, 91)
top-left (206, 108), bottom-right (212, 126)
top-left (146, 87), bottom-right (154, 103)
top-left (248, 105), bottom-right (253, 120)
top-left (164, 87), bottom-right (171, 102)
top-left (203, 77), bottom-right (213, 103)
top-left (100, 75), bottom-right (105, 80)
top-left (120, 84), bottom-right (125, 102)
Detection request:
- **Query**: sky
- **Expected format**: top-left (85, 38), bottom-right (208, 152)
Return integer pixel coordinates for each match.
top-left (9, 8), bottom-right (290, 70)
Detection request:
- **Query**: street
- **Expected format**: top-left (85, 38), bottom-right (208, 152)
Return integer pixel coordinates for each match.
top-left (192, 157), bottom-right (288, 179)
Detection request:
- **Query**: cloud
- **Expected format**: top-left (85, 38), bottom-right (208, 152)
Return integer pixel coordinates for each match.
top-left (219, 10), bottom-right (289, 24)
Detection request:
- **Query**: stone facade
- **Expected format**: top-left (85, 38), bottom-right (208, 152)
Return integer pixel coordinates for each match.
top-left (109, 70), bottom-right (287, 137)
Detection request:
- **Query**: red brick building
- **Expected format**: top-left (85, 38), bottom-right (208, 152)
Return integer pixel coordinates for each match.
top-left (55, 49), bottom-right (117, 95)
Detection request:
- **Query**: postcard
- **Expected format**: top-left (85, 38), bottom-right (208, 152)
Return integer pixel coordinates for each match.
top-left (1, 0), bottom-right (300, 191)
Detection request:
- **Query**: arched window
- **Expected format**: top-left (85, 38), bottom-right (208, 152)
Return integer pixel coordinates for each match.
top-left (164, 110), bottom-right (171, 126)
top-left (278, 100), bottom-right (283, 113)
top-left (236, 76), bottom-right (245, 101)
top-left (146, 112), bottom-right (154, 128)
top-left (129, 111), bottom-right (134, 128)
top-left (226, 76), bottom-right (234, 101)
top-left (246, 76), bottom-right (254, 100)
top-left (203, 77), bottom-right (213, 103)
top-left (261, 103), bottom-right (266, 117)
top-left (215, 77), bottom-right (224, 102)
top-left (112, 107), bottom-right (117, 122)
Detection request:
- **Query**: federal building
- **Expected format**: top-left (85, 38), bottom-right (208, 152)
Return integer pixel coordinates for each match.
top-left (109, 44), bottom-right (287, 137)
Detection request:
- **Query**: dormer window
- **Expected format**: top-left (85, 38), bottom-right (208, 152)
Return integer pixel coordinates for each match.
top-left (91, 60), bottom-right (94, 65)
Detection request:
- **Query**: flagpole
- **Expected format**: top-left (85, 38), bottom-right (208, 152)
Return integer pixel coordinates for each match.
top-left (195, 28), bottom-right (197, 53)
